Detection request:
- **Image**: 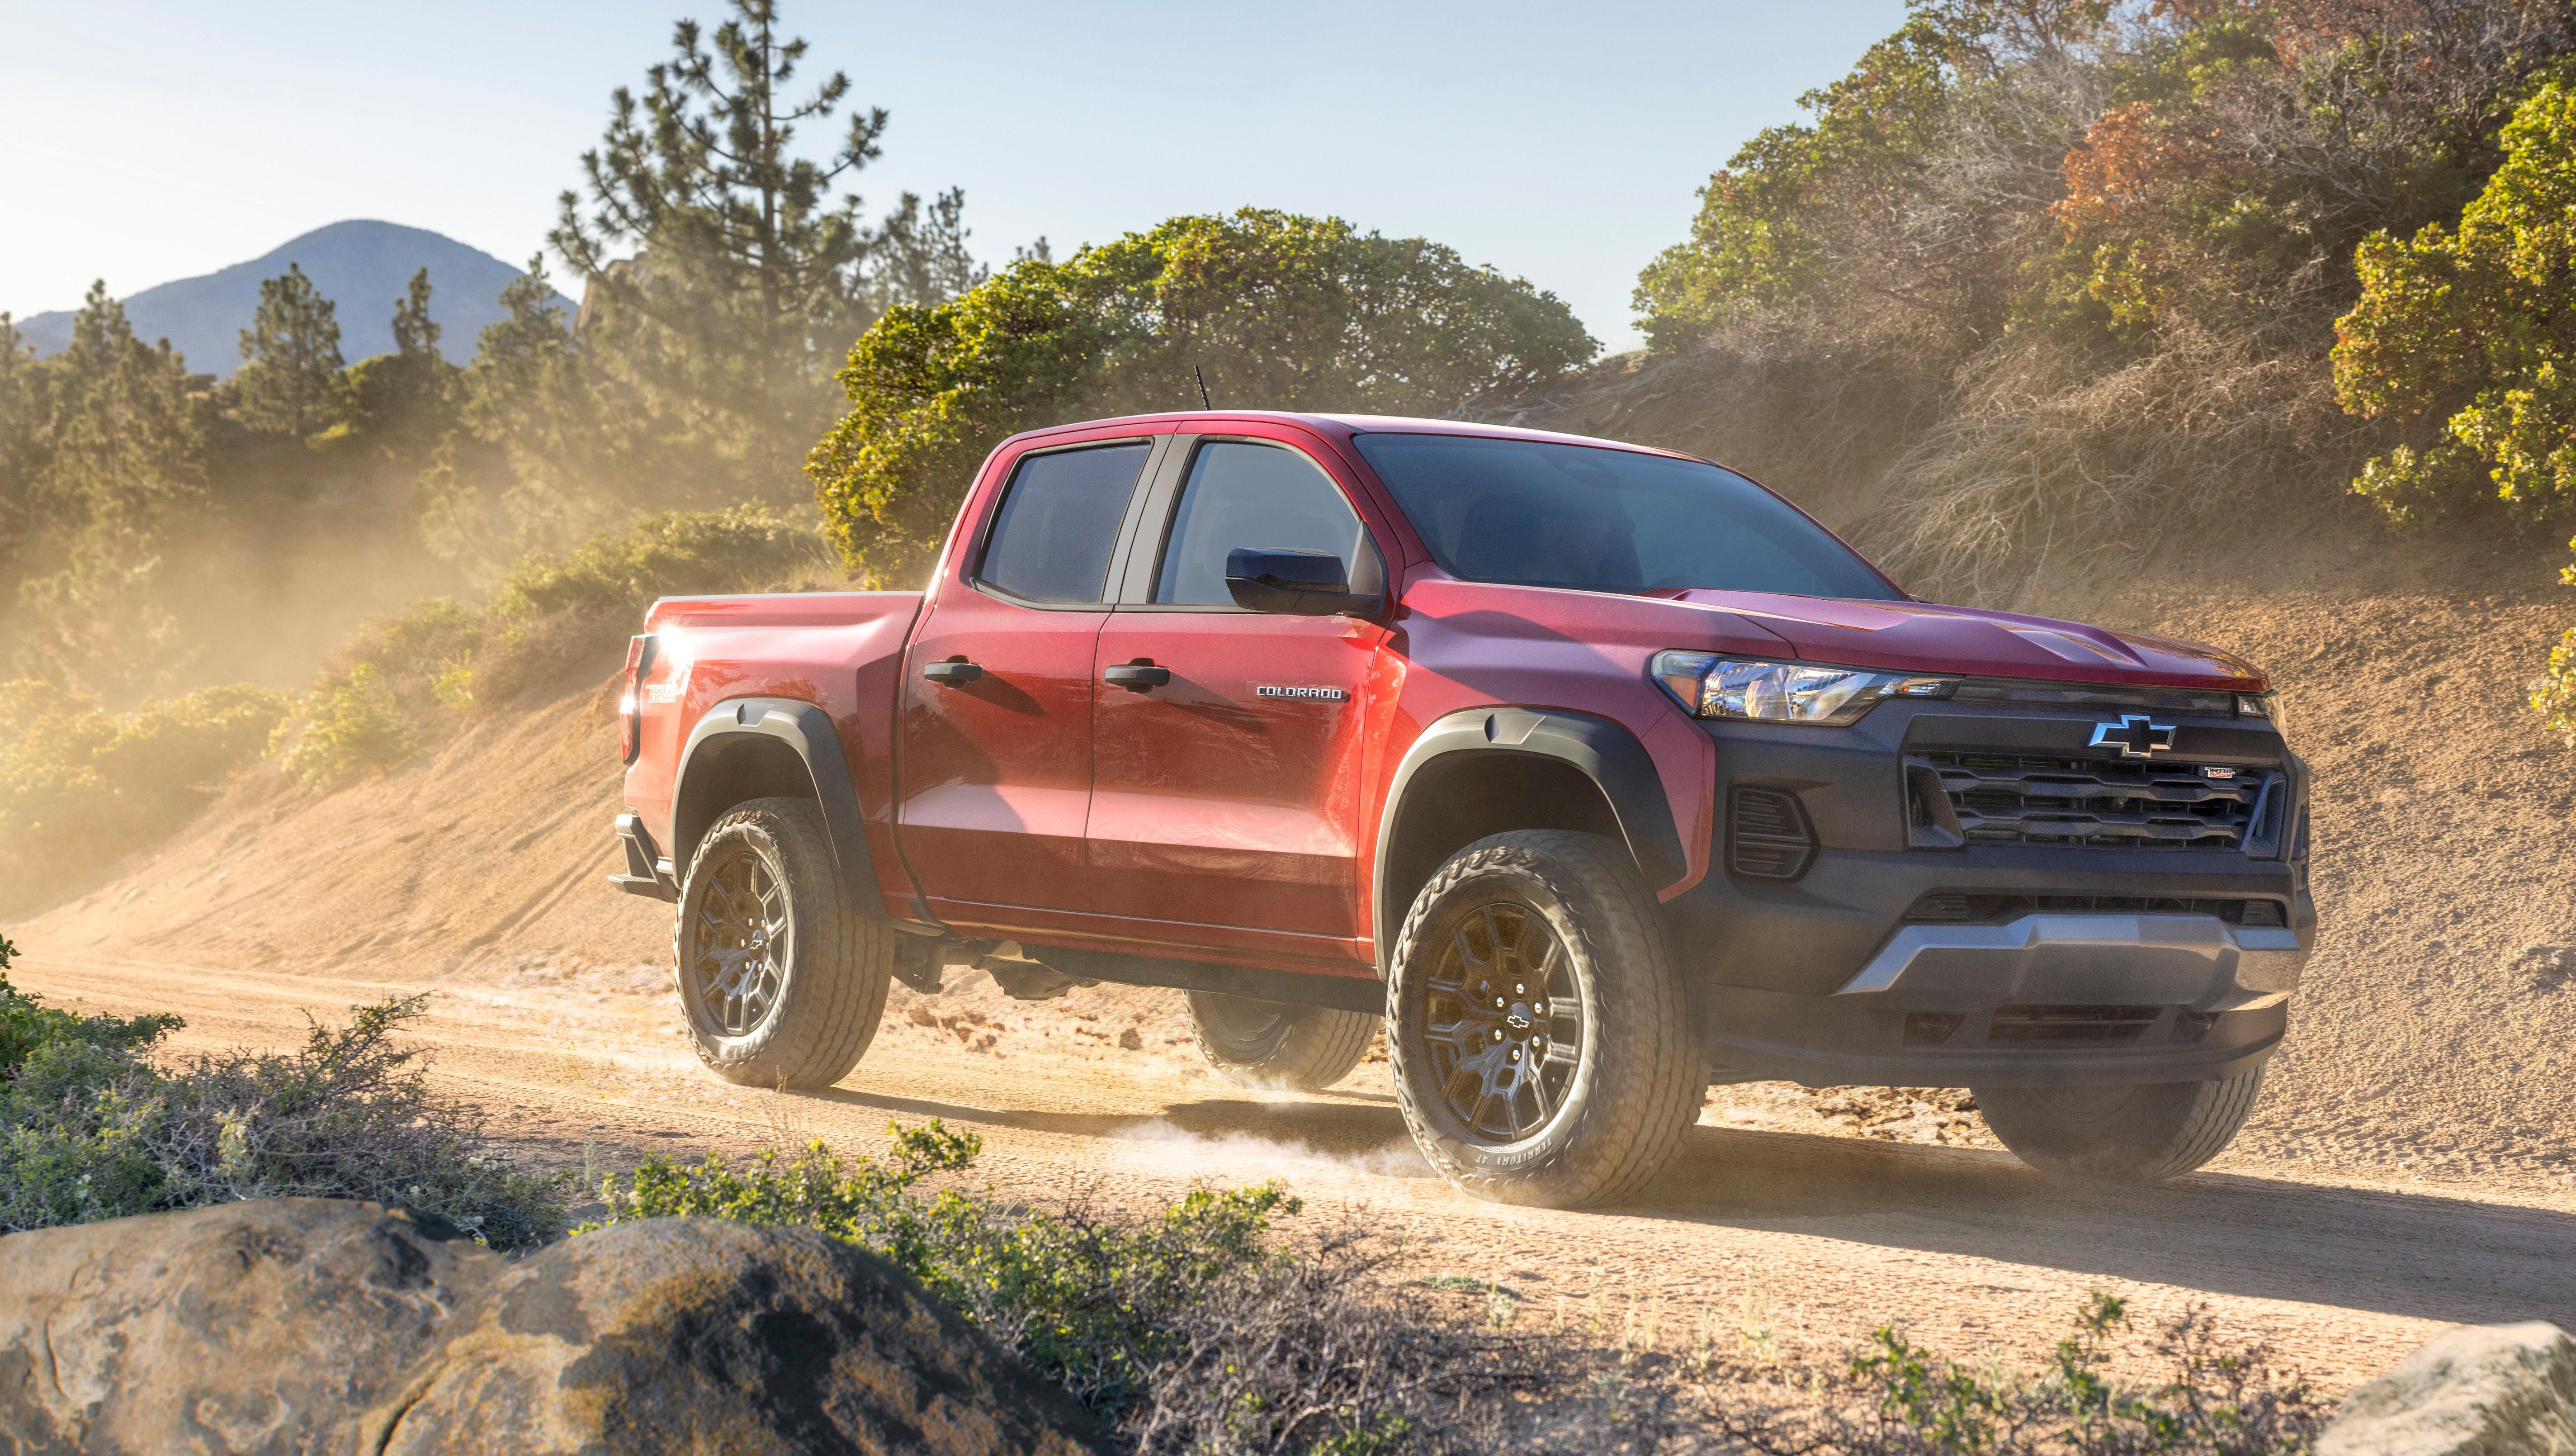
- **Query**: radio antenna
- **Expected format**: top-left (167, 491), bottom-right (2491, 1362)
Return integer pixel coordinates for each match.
top-left (1193, 365), bottom-right (1212, 410)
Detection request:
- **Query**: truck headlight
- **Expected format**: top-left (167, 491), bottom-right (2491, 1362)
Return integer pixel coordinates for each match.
top-left (2236, 690), bottom-right (2289, 739)
top-left (1651, 652), bottom-right (1957, 726)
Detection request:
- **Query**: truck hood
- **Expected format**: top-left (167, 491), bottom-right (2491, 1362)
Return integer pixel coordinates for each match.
top-left (1665, 590), bottom-right (2265, 691)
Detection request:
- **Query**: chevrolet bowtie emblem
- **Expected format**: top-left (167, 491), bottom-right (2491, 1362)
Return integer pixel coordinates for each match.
top-left (2089, 715), bottom-right (2177, 759)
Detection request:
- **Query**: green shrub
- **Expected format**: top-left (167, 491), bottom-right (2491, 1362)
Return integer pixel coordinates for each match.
top-left (590, 1124), bottom-right (1295, 1416)
top-left (2537, 624), bottom-right (2576, 734)
top-left (0, 967), bottom-right (562, 1246)
top-left (0, 679), bottom-right (288, 910)
top-left (277, 662), bottom-right (415, 790)
top-left (271, 504), bottom-right (832, 792)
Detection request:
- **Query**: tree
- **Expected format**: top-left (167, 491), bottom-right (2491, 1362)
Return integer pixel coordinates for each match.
top-left (862, 188), bottom-right (989, 316)
top-left (235, 263), bottom-right (347, 437)
top-left (549, 0), bottom-right (895, 503)
top-left (806, 208), bottom-right (1598, 585)
top-left (12, 284), bottom-right (208, 692)
top-left (0, 315), bottom-right (53, 602)
top-left (418, 259), bottom-right (627, 573)
top-left (342, 268), bottom-right (459, 454)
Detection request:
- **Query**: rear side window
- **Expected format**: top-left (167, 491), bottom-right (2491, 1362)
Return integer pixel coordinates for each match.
top-left (1155, 441), bottom-right (1368, 605)
top-left (978, 442), bottom-right (1152, 603)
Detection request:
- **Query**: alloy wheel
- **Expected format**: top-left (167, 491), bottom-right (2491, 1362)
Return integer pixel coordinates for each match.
top-left (1423, 901), bottom-right (1584, 1140)
top-left (690, 851), bottom-right (788, 1036)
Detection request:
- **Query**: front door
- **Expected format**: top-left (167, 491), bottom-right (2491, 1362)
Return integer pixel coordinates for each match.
top-left (896, 438), bottom-right (1156, 928)
top-left (1087, 436), bottom-right (1387, 957)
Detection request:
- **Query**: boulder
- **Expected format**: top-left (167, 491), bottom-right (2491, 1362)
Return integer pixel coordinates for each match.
top-left (0, 1198), bottom-right (1106, 1455)
top-left (2320, 1321), bottom-right (2576, 1456)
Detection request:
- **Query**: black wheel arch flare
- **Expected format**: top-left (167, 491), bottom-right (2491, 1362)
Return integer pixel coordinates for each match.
top-left (1371, 707), bottom-right (1689, 972)
top-left (670, 697), bottom-right (891, 920)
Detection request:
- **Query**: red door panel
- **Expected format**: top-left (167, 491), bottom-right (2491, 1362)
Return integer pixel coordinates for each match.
top-left (1087, 614), bottom-right (1382, 942)
top-left (896, 588), bottom-right (1104, 922)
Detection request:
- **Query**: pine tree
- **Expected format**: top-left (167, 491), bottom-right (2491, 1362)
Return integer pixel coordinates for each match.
top-left (550, 0), bottom-right (922, 503)
top-left (345, 268), bottom-right (458, 453)
top-left (13, 283), bottom-right (208, 692)
top-left (235, 263), bottom-right (347, 437)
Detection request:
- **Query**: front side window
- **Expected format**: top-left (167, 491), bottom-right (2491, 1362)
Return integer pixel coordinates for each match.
top-left (1349, 433), bottom-right (1902, 601)
top-left (978, 441), bottom-right (1152, 603)
top-left (1155, 441), bottom-right (1370, 605)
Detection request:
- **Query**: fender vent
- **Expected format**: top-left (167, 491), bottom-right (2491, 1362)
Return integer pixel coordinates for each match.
top-left (1729, 787), bottom-right (1816, 881)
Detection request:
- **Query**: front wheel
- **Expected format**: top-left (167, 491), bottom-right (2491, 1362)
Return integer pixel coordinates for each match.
top-left (674, 797), bottom-right (893, 1090)
top-left (1972, 1068), bottom-right (2266, 1181)
top-left (1387, 830), bottom-right (1703, 1209)
top-left (1184, 991), bottom-right (1377, 1091)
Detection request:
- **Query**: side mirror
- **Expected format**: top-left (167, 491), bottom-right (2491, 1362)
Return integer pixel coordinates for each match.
top-left (1224, 548), bottom-right (1380, 617)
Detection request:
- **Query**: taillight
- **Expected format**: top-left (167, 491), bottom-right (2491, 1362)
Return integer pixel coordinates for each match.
top-left (619, 634), bottom-right (655, 764)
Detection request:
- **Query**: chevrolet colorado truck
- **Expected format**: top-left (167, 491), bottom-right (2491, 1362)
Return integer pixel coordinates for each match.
top-left (611, 411), bottom-right (2311, 1208)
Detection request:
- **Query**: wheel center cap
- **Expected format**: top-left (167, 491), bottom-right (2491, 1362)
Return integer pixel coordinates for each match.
top-left (1504, 1002), bottom-right (1534, 1034)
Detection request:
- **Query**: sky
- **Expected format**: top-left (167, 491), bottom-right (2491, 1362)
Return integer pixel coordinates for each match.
top-left (0, 0), bottom-right (1908, 354)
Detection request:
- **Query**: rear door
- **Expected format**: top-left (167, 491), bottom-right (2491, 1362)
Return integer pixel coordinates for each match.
top-left (895, 436), bottom-right (1162, 930)
top-left (1086, 432), bottom-right (1390, 963)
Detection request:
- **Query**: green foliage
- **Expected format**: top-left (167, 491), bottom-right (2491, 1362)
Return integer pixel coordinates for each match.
top-left (277, 661), bottom-right (415, 791)
top-left (591, 1124), bottom-right (1297, 1416)
top-left (234, 262), bottom-right (350, 437)
top-left (8, 284), bottom-right (213, 693)
top-left (808, 207), bottom-right (1598, 583)
top-left (273, 505), bottom-right (828, 793)
top-left (0, 973), bottom-right (561, 1245)
top-left (1633, 13), bottom-right (1967, 349)
top-left (1828, 1293), bottom-right (2326, 1456)
top-left (2536, 626), bottom-right (2576, 734)
top-left (2336, 79), bottom-right (2576, 530)
top-left (0, 678), bottom-right (288, 911)
top-left (335, 268), bottom-right (461, 456)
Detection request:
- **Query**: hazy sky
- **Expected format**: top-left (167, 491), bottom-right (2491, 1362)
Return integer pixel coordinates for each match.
top-left (0, 0), bottom-right (1906, 352)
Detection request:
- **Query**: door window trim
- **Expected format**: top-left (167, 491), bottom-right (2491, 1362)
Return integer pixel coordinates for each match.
top-left (1110, 433), bottom-right (1387, 613)
top-left (966, 434), bottom-right (1172, 612)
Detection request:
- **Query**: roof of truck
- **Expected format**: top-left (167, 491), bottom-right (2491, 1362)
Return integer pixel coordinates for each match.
top-left (1000, 410), bottom-right (1703, 460)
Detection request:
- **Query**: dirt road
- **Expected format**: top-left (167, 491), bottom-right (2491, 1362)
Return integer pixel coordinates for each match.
top-left (21, 944), bottom-right (2574, 1394)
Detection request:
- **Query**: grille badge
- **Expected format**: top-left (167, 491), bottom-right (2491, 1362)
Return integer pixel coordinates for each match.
top-left (2088, 714), bottom-right (2177, 759)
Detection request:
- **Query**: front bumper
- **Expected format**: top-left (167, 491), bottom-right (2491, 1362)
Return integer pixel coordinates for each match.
top-left (1662, 696), bottom-right (2314, 1088)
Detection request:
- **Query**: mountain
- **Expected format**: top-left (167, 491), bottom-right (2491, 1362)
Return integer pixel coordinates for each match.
top-left (12, 220), bottom-right (576, 378)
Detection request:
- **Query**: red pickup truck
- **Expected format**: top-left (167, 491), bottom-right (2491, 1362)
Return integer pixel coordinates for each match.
top-left (612, 411), bottom-right (2310, 1207)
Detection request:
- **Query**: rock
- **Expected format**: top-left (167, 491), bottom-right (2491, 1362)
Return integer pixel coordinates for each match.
top-left (2319, 1321), bottom-right (2576, 1456)
top-left (2507, 944), bottom-right (2576, 991)
top-left (0, 1198), bottom-right (1107, 1456)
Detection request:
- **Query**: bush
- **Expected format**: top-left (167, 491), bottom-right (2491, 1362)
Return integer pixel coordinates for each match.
top-left (592, 1125), bottom-right (1300, 1416)
top-left (2537, 625), bottom-right (2576, 734)
top-left (0, 678), bottom-right (288, 910)
top-left (271, 504), bottom-right (831, 791)
top-left (807, 208), bottom-right (1597, 584)
top-left (2335, 78), bottom-right (2576, 532)
top-left (0, 964), bottom-right (561, 1246)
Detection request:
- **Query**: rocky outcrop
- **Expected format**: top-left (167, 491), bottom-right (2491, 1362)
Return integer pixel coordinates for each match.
top-left (2320, 1321), bottom-right (2576, 1456)
top-left (0, 1198), bottom-right (1105, 1455)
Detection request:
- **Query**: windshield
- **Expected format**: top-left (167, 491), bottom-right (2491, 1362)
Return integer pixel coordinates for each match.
top-left (1350, 433), bottom-right (1903, 601)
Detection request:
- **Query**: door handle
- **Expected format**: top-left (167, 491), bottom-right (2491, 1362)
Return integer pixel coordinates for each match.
top-left (1102, 662), bottom-right (1172, 692)
top-left (922, 659), bottom-right (983, 685)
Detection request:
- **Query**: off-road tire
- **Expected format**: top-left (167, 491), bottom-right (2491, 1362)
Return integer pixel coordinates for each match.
top-left (1973, 1068), bottom-right (2266, 1182)
top-left (1387, 830), bottom-right (1703, 1209)
top-left (1184, 991), bottom-right (1378, 1091)
top-left (674, 797), bottom-right (893, 1090)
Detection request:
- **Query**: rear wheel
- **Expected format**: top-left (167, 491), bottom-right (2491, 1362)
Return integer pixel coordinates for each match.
top-left (1973, 1068), bottom-right (2265, 1181)
top-left (1387, 830), bottom-right (1702, 1209)
top-left (1184, 991), bottom-right (1377, 1091)
top-left (674, 797), bottom-right (892, 1090)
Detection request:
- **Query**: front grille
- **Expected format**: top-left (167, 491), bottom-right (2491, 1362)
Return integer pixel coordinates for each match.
top-left (1987, 1005), bottom-right (2164, 1046)
top-left (1913, 753), bottom-right (2268, 850)
top-left (1904, 892), bottom-right (2286, 925)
